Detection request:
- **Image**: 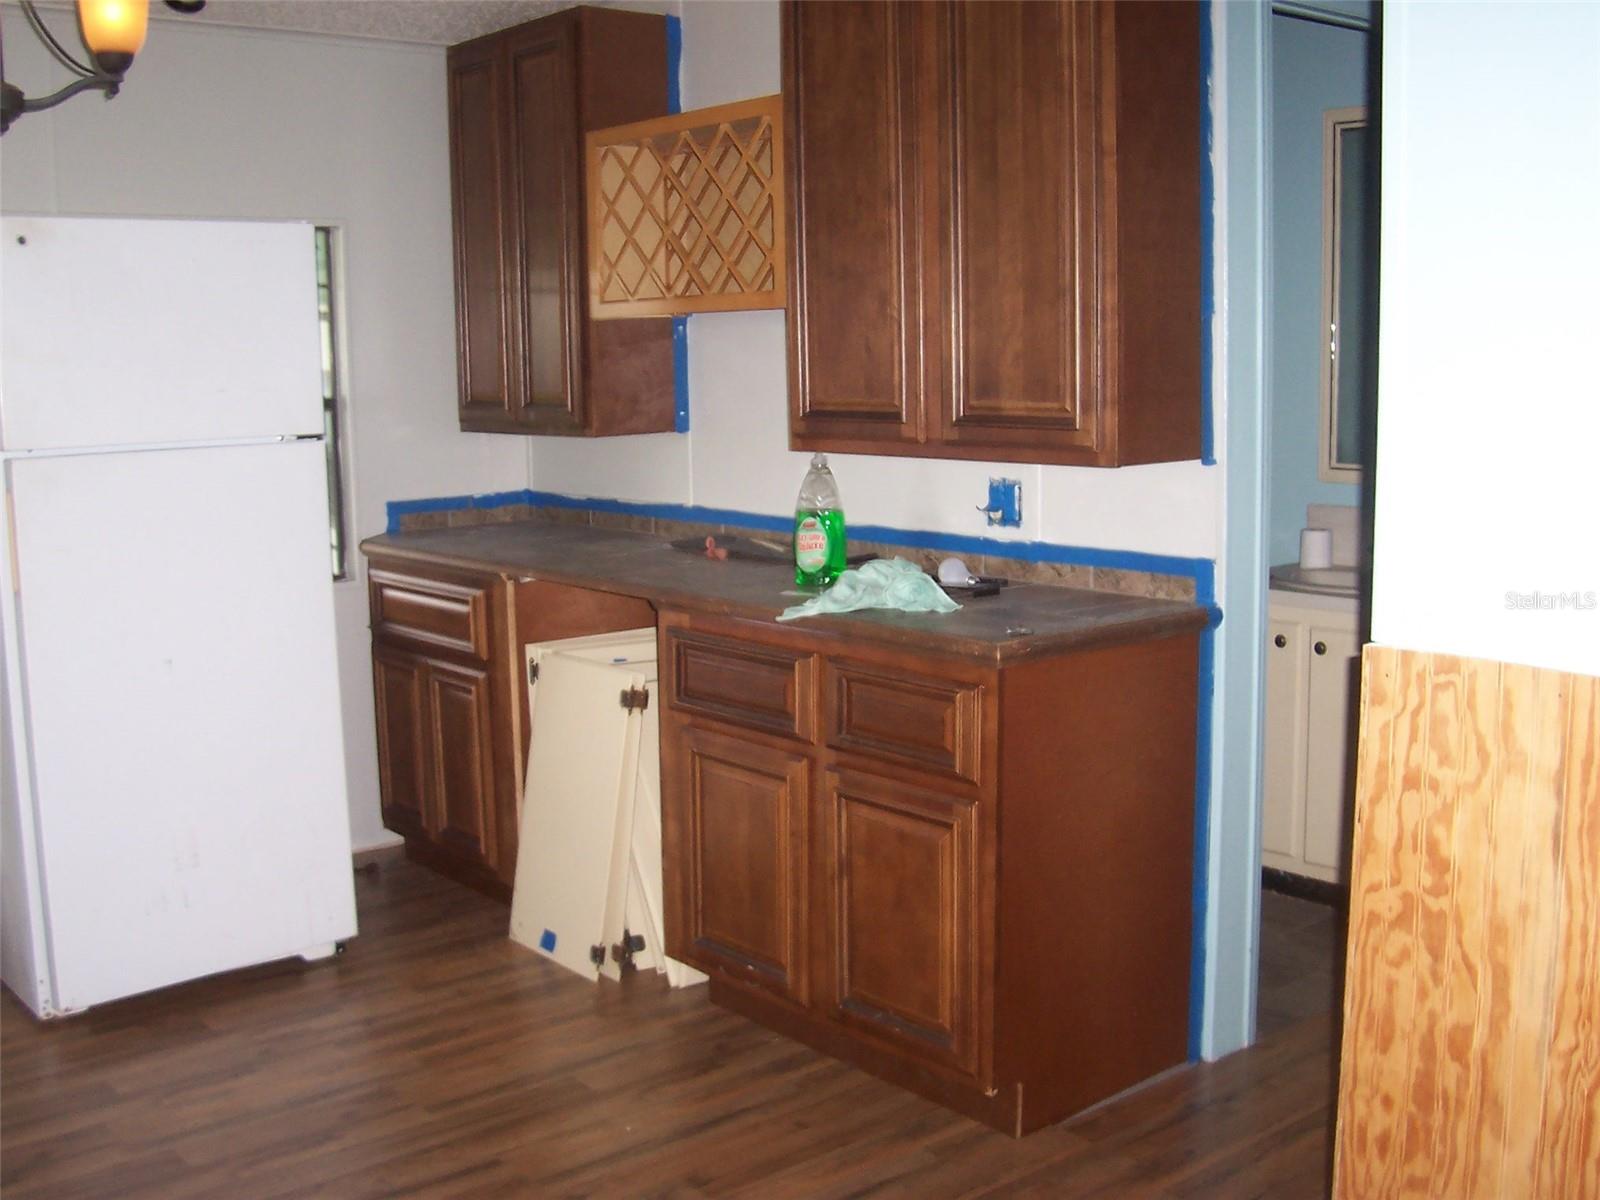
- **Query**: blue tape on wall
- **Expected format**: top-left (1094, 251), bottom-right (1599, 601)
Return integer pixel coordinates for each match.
top-left (673, 316), bottom-right (690, 432)
top-left (665, 15), bottom-right (682, 115)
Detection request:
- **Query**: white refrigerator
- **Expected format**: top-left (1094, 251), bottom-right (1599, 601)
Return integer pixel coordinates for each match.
top-left (0, 215), bottom-right (358, 1018)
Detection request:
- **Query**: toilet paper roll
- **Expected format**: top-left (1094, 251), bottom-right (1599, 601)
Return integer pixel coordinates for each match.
top-left (1300, 528), bottom-right (1334, 570)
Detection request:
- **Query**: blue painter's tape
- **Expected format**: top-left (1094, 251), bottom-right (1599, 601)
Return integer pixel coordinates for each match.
top-left (472, 489), bottom-right (533, 510)
top-left (665, 14), bottom-right (682, 115)
top-left (985, 478), bottom-right (1023, 528)
top-left (673, 316), bottom-right (690, 433)
top-left (1198, 0), bottom-right (1217, 467)
top-left (539, 929), bottom-right (556, 953)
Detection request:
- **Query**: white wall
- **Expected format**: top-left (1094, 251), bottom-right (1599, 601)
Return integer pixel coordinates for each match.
top-left (530, 0), bottom-right (1222, 560)
top-left (1371, 2), bottom-right (1600, 678)
top-left (0, 10), bottom-right (530, 848)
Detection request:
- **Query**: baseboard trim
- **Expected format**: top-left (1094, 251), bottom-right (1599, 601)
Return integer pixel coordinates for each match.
top-left (1261, 866), bottom-right (1346, 909)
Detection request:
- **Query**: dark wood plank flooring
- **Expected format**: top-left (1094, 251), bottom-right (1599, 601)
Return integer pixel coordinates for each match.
top-left (2, 858), bottom-right (1340, 1199)
top-left (1256, 888), bottom-right (1346, 1039)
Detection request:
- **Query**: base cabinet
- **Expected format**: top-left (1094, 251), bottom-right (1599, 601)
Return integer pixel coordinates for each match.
top-left (1263, 592), bottom-right (1361, 884)
top-left (659, 609), bottom-right (1199, 1136)
top-left (366, 553), bottom-right (657, 899)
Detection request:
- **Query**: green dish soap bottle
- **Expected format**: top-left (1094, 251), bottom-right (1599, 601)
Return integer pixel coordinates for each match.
top-left (793, 452), bottom-right (846, 588)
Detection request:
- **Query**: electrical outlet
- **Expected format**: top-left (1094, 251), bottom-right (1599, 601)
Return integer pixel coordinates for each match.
top-left (980, 478), bottom-right (1022, 528)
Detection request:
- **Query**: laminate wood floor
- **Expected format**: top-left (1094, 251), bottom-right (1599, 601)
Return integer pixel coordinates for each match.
top-left (1256, 889), bottom-right (1347, 1039)
top-left (2, 858), bottom-right (1340, 1199)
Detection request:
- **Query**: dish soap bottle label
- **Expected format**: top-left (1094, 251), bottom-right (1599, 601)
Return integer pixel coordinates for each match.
top-left (795, 515), bottom-right (830, 571)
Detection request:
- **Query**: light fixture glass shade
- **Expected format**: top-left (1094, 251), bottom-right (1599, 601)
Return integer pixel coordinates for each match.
top-left (77, 0), bottom-right (149, 62)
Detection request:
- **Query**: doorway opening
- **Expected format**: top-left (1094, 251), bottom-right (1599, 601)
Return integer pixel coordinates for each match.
top-left (1257, 0), bottom-right (1380, 1039)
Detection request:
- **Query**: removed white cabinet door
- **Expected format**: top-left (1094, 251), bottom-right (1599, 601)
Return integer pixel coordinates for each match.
top-left (510, 630), bottom-right (703, 988)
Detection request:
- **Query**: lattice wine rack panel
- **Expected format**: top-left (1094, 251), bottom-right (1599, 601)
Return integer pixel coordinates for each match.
top-left (587, 95), bottom-right (785, 319)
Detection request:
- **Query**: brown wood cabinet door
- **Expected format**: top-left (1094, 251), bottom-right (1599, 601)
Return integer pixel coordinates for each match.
top-left (820, 766), bottom-right (981, 1079)
top-left (447, 38), bottom-right (517, 431)
top-left (932, 0), bottom-right (1103, 457)
top-left (424, 657), bottom-right (499, 869)
top-left (665, 726), bottom-right (810, 1005)
top-left (504, 18), bottom-right (585, 434)
top-left (372, 644), bottom-right (431, 840)
top-left (784, 0), bottom-right (928, 451)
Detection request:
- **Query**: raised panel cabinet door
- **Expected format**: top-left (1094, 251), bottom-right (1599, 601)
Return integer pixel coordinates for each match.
top-left (666, 727), bottom-right (810, 1005)
top-left (505, 18), bottom-right (585, 433)
top-left (821, 767), bottom-right (981, 1079)
top-left (425, 656), bottom-right (500, 870)
top-left (784, 0), bottom-right (927, 450)
top-left (933, 0), bottom-right (1102, 456)
top-left (1261, 616), bottom-right (1309, 866)
top-left (1303, 622), bottom-right (1361, 878)
top-left (372, 644), bottom-right (431, 841)
top-left (447, 38), bottom-right (518, 431)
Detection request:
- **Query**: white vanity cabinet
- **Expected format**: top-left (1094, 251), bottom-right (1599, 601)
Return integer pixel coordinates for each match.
top-left (1263, 590), bottom-right (1361, 883)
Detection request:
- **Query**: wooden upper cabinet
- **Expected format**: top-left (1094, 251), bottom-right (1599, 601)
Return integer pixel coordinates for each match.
top-left (785, 0), bottom-right (925, 449)
top-left (784, 0), bottom-right (1202, 466)
top-left (448, 38), bottom-right (514, 428)
top-left (937, 1), bottom-right (1099, 455)
top-left (447, 7), bottom-right (675, 436)
top-left (505, 19), bottom-right (583, 433)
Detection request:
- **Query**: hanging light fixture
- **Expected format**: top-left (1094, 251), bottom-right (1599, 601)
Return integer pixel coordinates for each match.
top-left (0, 1), bottom-right (205, 136)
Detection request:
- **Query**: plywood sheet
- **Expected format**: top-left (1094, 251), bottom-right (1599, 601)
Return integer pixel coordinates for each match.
top-left (1334, 645), bottom-right (1600, 1199)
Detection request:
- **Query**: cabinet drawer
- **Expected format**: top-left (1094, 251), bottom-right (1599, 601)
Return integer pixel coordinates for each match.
top-left (667, 629), bottom-right (815, 741)
top-left (826, 661), bottom-right (983, 785)
top-left (369, 568), bottom-right (490, 660)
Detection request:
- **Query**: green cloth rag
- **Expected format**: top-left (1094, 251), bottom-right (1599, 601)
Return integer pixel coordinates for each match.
top-left (777, 557), bottom-right (961, 622)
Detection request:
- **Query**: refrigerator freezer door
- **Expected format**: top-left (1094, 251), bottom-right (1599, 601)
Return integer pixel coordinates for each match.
top-left (0, 217), bottom-right (324, 450)
top-left (6, 440), bottom-right (355, 1011)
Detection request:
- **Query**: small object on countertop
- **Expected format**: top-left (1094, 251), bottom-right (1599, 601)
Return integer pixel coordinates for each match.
top-left (1299, 527), bottom-right (1333, 570)
top-left (703, 536), bottom-right (728, 561)
top-left (777, 557), bottom-right (960, 622)
top-left (938, 555), bottom-right (978, 586)
top-left (794, 452), bottom-right (847, 588)
top-left (935, 554), bottom-right (1006, 597)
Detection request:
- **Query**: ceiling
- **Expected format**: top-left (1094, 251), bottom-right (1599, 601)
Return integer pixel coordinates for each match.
top-left (151, 1), bottom-right (669, 46)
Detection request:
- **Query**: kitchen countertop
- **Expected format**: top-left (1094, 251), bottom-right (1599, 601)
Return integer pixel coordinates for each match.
top-left (361, 521), bottom-right (1209, 665)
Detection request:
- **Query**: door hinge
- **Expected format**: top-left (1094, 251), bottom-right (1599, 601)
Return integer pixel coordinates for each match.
top-left (610, 929), bottom-right (646, 970)
top-left (528, 660), bottom-right (539, 685)
top-left (620, 686), bottom-right (650, 712)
